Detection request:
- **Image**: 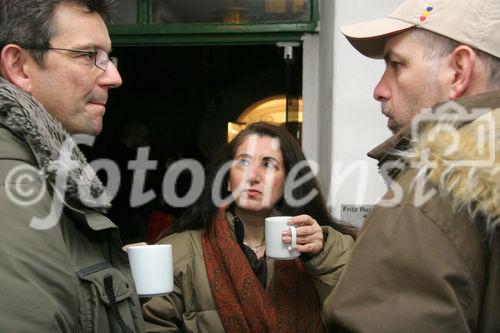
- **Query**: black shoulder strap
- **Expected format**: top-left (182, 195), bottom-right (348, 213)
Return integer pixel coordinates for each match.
top-left (103, 275), bottom-right (135, 333)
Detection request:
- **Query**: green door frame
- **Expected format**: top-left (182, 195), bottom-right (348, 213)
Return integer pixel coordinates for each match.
top-left (109, 0), bottom-right (319, 46)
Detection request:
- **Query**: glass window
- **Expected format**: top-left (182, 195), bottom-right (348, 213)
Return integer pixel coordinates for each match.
top-left (152, 0), bottom-right (307, 24)
top-left (113, 0), bottom-right (137, 25)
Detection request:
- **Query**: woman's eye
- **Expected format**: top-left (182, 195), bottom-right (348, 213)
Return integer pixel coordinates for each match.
top-left (263, 161), bottom-right (278, 170)
top-left (236, 159), bottom-right (251, 167)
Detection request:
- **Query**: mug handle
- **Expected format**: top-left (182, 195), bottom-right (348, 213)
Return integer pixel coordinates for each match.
top-left (287, 226), bottom-right (297, 251)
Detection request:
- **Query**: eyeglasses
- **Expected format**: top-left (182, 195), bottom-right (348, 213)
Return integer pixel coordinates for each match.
top-left (34, 47), bottom-right (117, 71)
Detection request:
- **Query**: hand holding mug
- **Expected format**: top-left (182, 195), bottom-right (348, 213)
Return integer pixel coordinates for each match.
top-left (265, 216), bottom-right (300, 260)
top-left (282, 214), bottom-right (324, 255)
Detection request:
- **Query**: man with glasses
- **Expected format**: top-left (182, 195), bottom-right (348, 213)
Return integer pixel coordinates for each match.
top-left (0, 0), bottom-right (144, 331)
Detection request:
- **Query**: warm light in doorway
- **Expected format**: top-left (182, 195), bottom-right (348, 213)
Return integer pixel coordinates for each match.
top-left (227, 95), bottom-right (302, 141)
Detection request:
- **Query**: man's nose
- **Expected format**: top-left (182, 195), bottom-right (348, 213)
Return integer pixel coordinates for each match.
top-left (98, 61), bottom-right (122, 89)
top-left (373, 72), bottom-right (390, 102)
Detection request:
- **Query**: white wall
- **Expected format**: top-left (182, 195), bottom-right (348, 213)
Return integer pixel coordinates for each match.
top-left (327, 0), bottom-right (402, 226)
top-left (301, 34), bottom-right (320, 166)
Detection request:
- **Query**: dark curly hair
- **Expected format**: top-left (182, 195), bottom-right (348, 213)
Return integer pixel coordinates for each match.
top-left (172, 122), bottom-right (357, 238)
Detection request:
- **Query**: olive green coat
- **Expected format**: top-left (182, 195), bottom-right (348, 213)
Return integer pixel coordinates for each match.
top-left (142, 213), bottom-right (354, 332)
top-left (0, 77), bottom-right (145, 332)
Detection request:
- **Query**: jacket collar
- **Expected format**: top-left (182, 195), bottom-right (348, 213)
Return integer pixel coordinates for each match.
top-left (0, 77), bottom-right (110, 210)
top-left (370, 90), bottom-right (500, 223)
top-left (367, 128), bottom-right (411, 186)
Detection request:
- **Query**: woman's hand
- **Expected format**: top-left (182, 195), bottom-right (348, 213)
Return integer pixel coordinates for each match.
top-left (281, 215), bottom-right (324, 255)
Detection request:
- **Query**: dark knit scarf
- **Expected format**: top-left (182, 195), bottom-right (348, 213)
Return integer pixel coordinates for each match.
top-left (201, 208), bottom-right (325, 333)
top-left (0, 77), bottom-right (109, 210)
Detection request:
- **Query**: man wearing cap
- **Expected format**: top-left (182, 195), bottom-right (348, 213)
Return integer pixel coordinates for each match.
top-left (324, 0), bottom-right (500, 332)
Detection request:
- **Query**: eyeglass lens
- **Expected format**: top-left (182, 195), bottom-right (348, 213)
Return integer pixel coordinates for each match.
top-left (95, 49), bottom-right (118, 70)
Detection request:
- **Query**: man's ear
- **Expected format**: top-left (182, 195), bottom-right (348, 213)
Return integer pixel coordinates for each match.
top-left (447, 45), bottom-right (477, 99)
top-left (0, 44), bottom-right (34, 92)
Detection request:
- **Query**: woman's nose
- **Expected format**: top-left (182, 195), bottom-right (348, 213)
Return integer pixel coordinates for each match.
top-left (247, 165), bottom-right (262, 183)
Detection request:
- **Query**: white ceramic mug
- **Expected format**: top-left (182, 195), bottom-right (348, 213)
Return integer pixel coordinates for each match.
top-left (127, 244), bottom-right (173, 297)
top-left (265, 216), bottom-right (300, 260)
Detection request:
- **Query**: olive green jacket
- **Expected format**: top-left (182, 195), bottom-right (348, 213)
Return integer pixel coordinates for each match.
top-left (0, 78), bottom-right (145, 332)
top-left (142, 213), bottom-right (354, 332)
top-left (325, 91), bottom-right (500, 333)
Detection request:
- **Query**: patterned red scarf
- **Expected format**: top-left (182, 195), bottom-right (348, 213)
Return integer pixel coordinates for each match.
top-left (201, 209), bottom-right (325, 333)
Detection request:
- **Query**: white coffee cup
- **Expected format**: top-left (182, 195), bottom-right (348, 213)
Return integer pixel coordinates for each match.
top-left (127, 244), bottom-right (173, 297)
top-left (265, 216), bottom-right (300, 260)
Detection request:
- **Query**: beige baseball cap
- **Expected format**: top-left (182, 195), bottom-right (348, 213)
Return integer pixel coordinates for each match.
top-left (341, 0), bottom-right (500, 59)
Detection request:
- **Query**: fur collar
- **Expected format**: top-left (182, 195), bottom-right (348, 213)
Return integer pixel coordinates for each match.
top-left (404, 100), bottom-right (500, 226)
top-left (0, 77), bottom-right (110, 209)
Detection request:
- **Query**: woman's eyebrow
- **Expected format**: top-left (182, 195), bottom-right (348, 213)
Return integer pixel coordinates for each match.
top-left (235, 153), bottom-right (251, 159)
top-left (262, 156), bottom-right (279, 163)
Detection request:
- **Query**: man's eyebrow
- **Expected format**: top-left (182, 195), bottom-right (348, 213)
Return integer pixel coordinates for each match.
top-left (383, 49), bottom-right (403, 63)
top-left (383, 52), bottom-right (391, 63)
top-left (72, 43), bottom-right (112, 53)
top-left (70, 43), bottom-right (94, 50)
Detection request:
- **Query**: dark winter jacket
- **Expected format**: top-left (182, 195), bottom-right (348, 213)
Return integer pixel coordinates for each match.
top-left (0, 77), bottom-right (145, 332)
top-left (324, 91), bottom-right (500, 333)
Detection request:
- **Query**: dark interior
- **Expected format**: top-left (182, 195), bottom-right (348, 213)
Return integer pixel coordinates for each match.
top-left (85, 44), bottom-right (303, 243)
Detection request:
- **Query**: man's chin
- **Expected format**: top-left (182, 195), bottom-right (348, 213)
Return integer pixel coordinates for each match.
top-left (68, 122), bottom-right (102, 136)
top-left (389, 126), bottom-right (399, 134)
top-left (87, 114), bottom-right (104, 135)
top-left (89, 122), bottom-right (103, 136)
top-left (387, 120), bottom-right (400, 134)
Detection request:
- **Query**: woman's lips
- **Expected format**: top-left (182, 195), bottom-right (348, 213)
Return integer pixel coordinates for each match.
top-left (245, 189), bottom-right (262, 197)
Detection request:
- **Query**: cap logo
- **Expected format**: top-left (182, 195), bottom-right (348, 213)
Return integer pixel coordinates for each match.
top-left (419, 6), bottom-right (434, 22)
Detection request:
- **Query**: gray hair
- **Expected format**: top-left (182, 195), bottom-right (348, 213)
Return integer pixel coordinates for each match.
top-left (410, 28), bottom-right (500, 89)
top-left (0, 0), bottom-right (117, 65)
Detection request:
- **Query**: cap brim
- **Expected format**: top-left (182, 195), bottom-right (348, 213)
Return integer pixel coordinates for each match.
top-left (340, 18), bottom-right (415, 59)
